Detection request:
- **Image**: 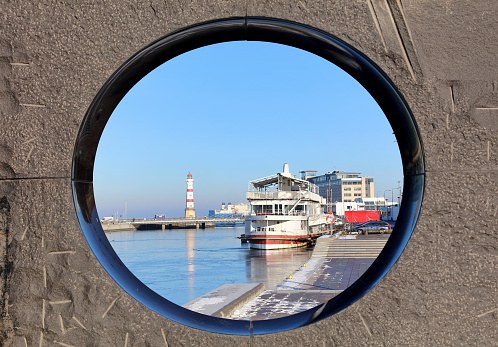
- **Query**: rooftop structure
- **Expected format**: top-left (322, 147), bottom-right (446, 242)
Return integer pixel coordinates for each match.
top-left (299, 170), bottom-right (318, 180)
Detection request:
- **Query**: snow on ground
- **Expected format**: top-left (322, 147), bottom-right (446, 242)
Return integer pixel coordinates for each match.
top-left (230, 291), bottom-right (322, 320)
top-left (276, 257), bottom-right (325, 290)
top-left (338, 235), bottom-right (357, 239)
top-left (186, 297), bottom-right (226, 312)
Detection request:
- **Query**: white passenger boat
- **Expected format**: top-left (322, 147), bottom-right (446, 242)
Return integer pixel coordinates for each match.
top-left (244, 164), bottom-right (332, 250)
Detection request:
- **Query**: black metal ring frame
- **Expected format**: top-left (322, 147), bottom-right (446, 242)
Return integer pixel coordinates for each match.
top-left (72, 17), bottom-right (425, 335)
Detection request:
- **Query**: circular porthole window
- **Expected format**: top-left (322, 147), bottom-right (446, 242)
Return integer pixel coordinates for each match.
top-left (72, 17), bottom-right (424, 335)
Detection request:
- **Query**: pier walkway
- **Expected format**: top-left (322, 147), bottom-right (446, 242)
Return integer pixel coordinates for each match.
top-left (130, 216), bottom-right (244, 230)
top-left (228, 234), bottom-right (389, 320)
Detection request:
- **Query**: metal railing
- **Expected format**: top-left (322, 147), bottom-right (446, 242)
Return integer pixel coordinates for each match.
top-left (247, 190), bottom-right (318, 200)
top-left (250, 210), bottom-right (307, 216)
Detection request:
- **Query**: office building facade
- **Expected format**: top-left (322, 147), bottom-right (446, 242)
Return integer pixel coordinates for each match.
top-left (307, 171), bottom-right (375, 211)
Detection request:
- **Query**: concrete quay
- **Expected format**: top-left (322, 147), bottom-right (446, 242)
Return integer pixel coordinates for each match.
top-left (183, 283), bottom-right (265, 318)
top-left (182, 234), bottom-right (389, 320)
top-left (228, 234), bottom-right (389, 320)
top-left (101, 221), bottom-right (136, 232)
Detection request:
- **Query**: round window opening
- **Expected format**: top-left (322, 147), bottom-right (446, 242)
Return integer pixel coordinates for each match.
top-left (72, 18), bottom-right (424, 335)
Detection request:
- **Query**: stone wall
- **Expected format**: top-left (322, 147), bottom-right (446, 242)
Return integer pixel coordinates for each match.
top-left (0, 1), bottom-right (496, 346)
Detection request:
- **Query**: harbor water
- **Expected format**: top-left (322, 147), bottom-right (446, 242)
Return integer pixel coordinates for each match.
top-left (107, 226), bottom-right (314, 306)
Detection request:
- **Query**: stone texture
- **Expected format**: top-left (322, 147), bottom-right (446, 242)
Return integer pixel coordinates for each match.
top-left (0, 0), bottom-right (496, 346)
top-left (401, 0), bottom-right (497, 81)
top-left (0, 179), bottom-right (251, 346)
top-left (418, 80), bottom-right (498, 172)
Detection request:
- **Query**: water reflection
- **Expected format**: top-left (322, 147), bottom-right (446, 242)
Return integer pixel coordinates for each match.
top-left (245, 248), bottom-right (314, 290)
top-left (107, 222), bottom-right (395, 320)
top-left (107, 227), bottom-right (313, 306)
top-left (186, 229), bottom-right (196, 302)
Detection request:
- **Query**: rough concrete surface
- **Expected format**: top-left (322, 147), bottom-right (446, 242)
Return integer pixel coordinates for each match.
top-left (0, 0), bottom-right (496, 346)
top-left (184, 283), bottom-right (265, 318)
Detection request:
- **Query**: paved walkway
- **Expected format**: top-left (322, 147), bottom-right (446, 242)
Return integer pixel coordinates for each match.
top-left (312, 237), bottom-right (389, 259)
top-left (229, 234), bottom-right (389, 320)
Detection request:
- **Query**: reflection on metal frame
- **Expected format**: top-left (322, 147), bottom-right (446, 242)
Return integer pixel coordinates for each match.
top-left (71, 17), bottom-right (425, 335)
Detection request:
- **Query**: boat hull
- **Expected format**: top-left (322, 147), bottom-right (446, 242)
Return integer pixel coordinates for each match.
top-left (248, 239), bottom-right (309, 250)
top-left (244, 215), bottom-right (330, 250)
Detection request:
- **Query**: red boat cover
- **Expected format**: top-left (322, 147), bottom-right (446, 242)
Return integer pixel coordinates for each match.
top-left (344, 211), bottom-right (380, 223)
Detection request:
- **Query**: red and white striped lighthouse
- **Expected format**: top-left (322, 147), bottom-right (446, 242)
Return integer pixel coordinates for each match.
top-left (185, 171), bottom-right (195, 219)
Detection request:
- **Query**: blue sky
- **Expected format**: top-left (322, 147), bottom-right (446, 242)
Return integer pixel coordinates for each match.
top-left (93, 41), bottom-right (402, 218)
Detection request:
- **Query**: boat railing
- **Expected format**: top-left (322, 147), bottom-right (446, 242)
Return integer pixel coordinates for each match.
top-left (247, 190), bottom-right (324, 202)
top-left (252, 210), bottom-right (307, 216)
top-left (247, 191), bottom-right (313, 200)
